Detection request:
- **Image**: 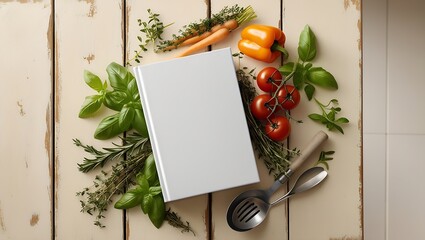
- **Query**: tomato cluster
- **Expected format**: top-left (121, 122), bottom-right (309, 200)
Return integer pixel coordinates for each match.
top-left (250, 67), bottom-right (301, 142)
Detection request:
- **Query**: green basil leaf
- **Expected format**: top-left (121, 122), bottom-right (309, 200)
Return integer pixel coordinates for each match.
top-left (298, 25), bottom-right (317, 62)
top-left (304, 84), bottom-right (315, 101)
top-left (106, 62), bottom-right (131, 91)
top-left (114, 187), bottom-right (144, 209)
top-left (118, 104), bottom-right (135, 131)
top-left (79, 95), bottom-right (103, 118)
top-left (149, 186), bottom-right (162, 196)
top-left (141, 194), bottom-right (153, 214)
top-left (143, 154), bottom-right (159, 186)
top-left (133, 109), bottom-right (149, 137)
top-left (104, 91), bottom-right (129, 111)
top-left (137, 174), bottom-right (150, 193)
top-left (307, 67), bottom-right (338, 89)
top-left (293, 66), bottom-right (306, 90)
top-left (84, 70), bottom-right (104, 92)
top-left (149, 195), bottom-right (166, 228)
top-left (94, 113), bottom-right (122, 140)
top-left (278, 62), bottom-right (295, 75)
top-left (127, 79), bottom-right (140, 101)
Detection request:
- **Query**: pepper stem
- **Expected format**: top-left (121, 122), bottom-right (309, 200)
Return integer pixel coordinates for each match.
top-left (271, 42), bottom-right (289, 59)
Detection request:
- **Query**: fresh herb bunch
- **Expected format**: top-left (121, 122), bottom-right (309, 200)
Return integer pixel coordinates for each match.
top-left (236, 68), bottom-right (299, 177)
top-left (74, 134), bottom-right (193, 232)
top-left (127, 9), bottom-right (172, 65)
top-left (309, 98), bottom-right (349, 134)
top-left (279, 25), bottom-right (338, 101)
top-left (75, 133), bottom-right (150, 228)
top-left (79, 62), bottom-right (149, 140)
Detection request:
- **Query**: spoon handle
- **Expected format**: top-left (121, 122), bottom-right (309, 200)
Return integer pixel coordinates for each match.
top-left (267, 131), bottom-right (328, 195)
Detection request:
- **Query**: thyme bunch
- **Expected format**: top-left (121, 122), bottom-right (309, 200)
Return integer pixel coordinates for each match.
top-left (236, 69), bottom-right (299, 178)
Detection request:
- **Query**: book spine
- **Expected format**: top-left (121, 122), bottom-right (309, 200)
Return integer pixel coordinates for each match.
top-left (133, 66), bottom-right (171, 202)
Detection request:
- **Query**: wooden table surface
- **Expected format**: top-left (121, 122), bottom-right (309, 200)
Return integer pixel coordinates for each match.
top-left (0, 1), bottom-right (362, 239)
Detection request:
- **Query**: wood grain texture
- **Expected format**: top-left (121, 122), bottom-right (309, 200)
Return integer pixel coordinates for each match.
top-left (0, 1), bottom-right (362, 239)
top-left (209, 0), bottom-right (290, 239)
top-left (0, 1), bottom-right (53, 239)
top-left (54, 1), bottom-right (124, 239)
top-left (125, 1), bottom-right (210, 239)
top-left (283, 0), bottom-right (362, 239)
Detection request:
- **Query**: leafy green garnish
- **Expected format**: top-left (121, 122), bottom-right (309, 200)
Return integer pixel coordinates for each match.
top-left (79, 62), bottom-right (148, 140)
top-left (308, 98), bottom-right (349, 134)
top-left (278, 25), bottom-right (337, 100)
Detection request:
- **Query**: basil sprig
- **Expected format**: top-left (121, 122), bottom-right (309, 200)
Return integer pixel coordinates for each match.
top-left (279, 25), bottom-right (338, 100)
top-left (114, 154), bottom-right (166, 228)
top-left (79, 62), bottom-right (148, 140)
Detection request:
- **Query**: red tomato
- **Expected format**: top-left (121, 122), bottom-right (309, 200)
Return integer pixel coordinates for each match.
top-left (250, 94), bottom-right (276, 119)
top-left (277, 85), bottom-right (301, 110)
top-left (265, 116), bottom-right (291, 141)
top-left (256, 67), bottom-right (283, 92)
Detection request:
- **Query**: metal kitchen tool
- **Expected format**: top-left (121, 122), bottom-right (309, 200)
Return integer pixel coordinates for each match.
top-left (226, 131), bottom-right (328, 231)
top-left (228, 166), bottom-right (327, 231)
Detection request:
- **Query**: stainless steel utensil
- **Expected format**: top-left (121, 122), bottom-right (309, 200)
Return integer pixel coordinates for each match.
top-left (226, 131), bottom-right (328, 232)
top-left (229, 166), bottom-right (328, 231)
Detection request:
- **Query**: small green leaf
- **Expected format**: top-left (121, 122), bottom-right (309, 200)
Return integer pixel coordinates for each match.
top-left (307, 67), bottom-right (338, 89)
top-left (137, 174), bottom-right (150, 193)
top-left (84, 70), bottom-right (104, 92)
top-left (141, 194), bottom-right (153, 214)
top-left (114, 187), bottom-right (144, 209)
top-left (127, 79), bottom-right (139, 101)
top-left (79, 95), bottom-right (103, 118)
top-left (118, 104), bottom-right (135, 131)
top-left (327, 110), bottom-right (336, 121)
top-left (104, 91), bottom-right (129, 111)
top-left (149, 195), bottom-right (166, 228)
top-left (304, 84), bottom-right (315, 101)
top-left (143, 154), bottom-right (159, 186)
top-left (149, 186), bottom-right (162, 196)
top-left (94, 113), bottom-right (122, 140)
top-left (336, 117), bottom-right (350, 123)
top-left (308, 113), bottom-right (327, 123)
top-left (298, 25), bottom-right (317, 62)
top-left (106, 62), bottom-right (131, 91)
top-left (133, 109), bottom-right (149, 137)
top-left (278, 62), bottom-right (295, 75)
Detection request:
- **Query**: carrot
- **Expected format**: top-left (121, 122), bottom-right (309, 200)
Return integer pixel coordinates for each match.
top-left (175, 28), bottom-right (231, 58)
top-left (162, 19), bottom-right (239, 52)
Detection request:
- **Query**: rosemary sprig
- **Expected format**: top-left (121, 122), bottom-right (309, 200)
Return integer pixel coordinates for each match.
top-left (73, 133), bottom-right (149, 173)
top-left (165, 210), bottom-right (195, 235)
top-left (236, 69), bottom-right (299, 178)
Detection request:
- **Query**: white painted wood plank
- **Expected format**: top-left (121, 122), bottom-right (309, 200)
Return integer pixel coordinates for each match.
top-left (210, 1), bottom-right (289, 239)
top-left (363, 0), bottom-right (388, 135)
top-left (55, 1), bottom-right (124, 239)
top-left (363, 134), bottom-right (386, 240)
top-left (125, 1), bottom-right (210, 239)
top-left (387, 0), bottom-right (425, 135)
top-left (0, 1), bottom-right (52, 239)
top-left (388, 134), bottom-right (425, 239)
top-left (283, 0), bottom-right (362, 239)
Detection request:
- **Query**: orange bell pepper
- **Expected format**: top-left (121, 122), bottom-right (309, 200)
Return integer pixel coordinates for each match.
top-left (238, 24), bottom-right (288, 63)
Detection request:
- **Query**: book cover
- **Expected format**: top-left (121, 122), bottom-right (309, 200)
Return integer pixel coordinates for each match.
top-left (133, 48), bottom-right (259, 202)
